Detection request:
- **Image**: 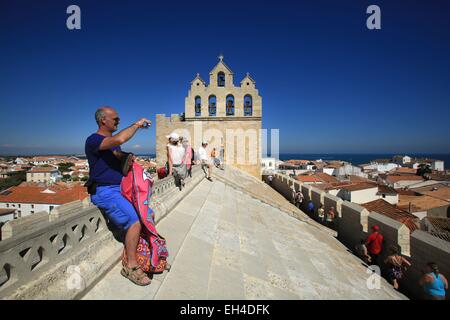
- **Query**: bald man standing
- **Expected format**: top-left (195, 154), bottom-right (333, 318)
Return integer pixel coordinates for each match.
top-left (85, 106), bottom-right (152, 286)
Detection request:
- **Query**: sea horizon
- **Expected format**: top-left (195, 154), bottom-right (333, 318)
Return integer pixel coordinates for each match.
top-left (1, 152), bottom-right (449, 170)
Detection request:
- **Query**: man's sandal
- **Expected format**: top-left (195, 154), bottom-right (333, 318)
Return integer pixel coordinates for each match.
top-left (120, 265), bottom-right (151, 286)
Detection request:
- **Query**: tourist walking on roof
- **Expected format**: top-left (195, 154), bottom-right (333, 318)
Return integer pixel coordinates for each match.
top-left (318, 204), bottom-right (325, 223)
top-left (181, 136), bottom-right (193, 179)
top-left (198, 142), bottom-right (213, 181)
top-left (366, 225), bottom-right (384, 267)
top-left (291, 186), bottom-right (297, 205)
top-left (307, 200), bottom-right (315, 216)
top-left (211, 147), bottom-right (221, 169)
top-left (355, 239), bottom-right (371, 265)
top-left (384, 245), bottom-right (411, 290)
top-left (419, 262), bottom-right (448, 300)
top-left (326, 206), bottom-right (336, 228)
top-left (166, 132), bottom-right (186, 190)
top-left (85, 106), bottom-right (152, 286)
top-left (295, 189), bottom-right (304, 209)
top-left (267, 174), bottom-right (273, 186)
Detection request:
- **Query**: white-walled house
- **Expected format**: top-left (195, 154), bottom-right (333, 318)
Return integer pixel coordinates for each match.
top-left (26, 166), bottom-right (60, 184)
top-left (338, 183), bottom-right (379, 204)
top-left (321, 167), bottom-right (335, 176)
top-left (362, 162), bottom-right (399, 173)
top-left (377, 185), bottom-right (399, 205)
top-left (393, 155), bottom-right (412, 165)
top-left (431, 160), bottom-right (445, 172)
top-left (0, 184), bottom-right (88, 223)
top-left (335, 164), bottom-right (366, 178)
top-left (261, 157), bottom-right (277, 172)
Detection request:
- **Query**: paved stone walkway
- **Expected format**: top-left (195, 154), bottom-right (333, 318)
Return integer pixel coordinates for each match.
top-left (83, 173), bottom-right (407, 300)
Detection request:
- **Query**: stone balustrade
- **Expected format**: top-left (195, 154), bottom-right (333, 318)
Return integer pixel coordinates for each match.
top-left (265, 172), bottom-right (450, 299)
top-left (0, 165), bottom-right (204, 299)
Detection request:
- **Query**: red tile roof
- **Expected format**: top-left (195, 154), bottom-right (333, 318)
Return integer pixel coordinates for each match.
top-left (378, 185), bottom-right (397, 195)
top-left (398, 194), bottom-right (449, 212)
top-left (424, 217), bottom-right (450, 242)
top-left (295, 175), bottom-right (322, 183)
top-left (314, 172), bottom-right (339, 183)
top-left (389, 167), bottom-right (417, 175)
top-left (342, 182), bottom-right (378, 192)
top-left (361, 199), bottom-right (419, 231)
top-left (29, 166), bottom-right (59, 173)
top-left (0, 183), bottom-right (88, 205)
top-left (0, 208), bottom-right (16, 217)
top-left (386, 175), bottom-right (424, 183)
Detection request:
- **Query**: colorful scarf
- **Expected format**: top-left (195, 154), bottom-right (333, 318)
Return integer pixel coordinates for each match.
top-left (120, 162), bottom-right (169, 273)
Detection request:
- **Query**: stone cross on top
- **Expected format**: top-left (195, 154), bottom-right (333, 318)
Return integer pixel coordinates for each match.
top-left (218, 54), bottom-right (224, 61)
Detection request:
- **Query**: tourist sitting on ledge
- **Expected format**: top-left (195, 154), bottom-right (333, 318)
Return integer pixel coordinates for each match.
top-left (85, 106), bottom-right (154, 286)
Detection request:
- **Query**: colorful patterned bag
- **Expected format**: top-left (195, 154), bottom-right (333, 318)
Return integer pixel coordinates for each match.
top-left (121, 162), bottom-right (169, 273)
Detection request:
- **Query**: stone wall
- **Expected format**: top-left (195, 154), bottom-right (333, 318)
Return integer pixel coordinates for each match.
top-left (266, 172), bottom-right (450, 299)
top-left (404, 231), bottom-right (450, 299)
top-left (338, 202), bottom-right (369, 249)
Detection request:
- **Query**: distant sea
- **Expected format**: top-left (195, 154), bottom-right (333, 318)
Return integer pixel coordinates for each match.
top-left (83, 153), bottom-right (450, 170)
top-left (277, 154), bottom-right (450, 170)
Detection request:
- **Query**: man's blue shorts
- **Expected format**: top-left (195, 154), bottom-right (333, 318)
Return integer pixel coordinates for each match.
top-left (90, 185), bottom-right (139, 230)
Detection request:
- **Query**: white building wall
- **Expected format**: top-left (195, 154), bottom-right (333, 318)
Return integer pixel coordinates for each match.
top-left (432, 161), bottom-right (444, 172)
top-left (321, 168), bottom-right (335, 176)
top-left (0, 202), bottom-right (58, 217)
top-left (378, 194), bottom-right (399, 205)
top-left (349, 187), bottom-right (379, 204)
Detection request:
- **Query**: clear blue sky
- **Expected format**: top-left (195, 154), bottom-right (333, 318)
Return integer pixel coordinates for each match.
top-left (1, 0), bottom-right (449, 155)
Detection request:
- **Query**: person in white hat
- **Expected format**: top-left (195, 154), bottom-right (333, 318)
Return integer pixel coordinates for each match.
top-left (166, 132), bottom-right (186, 190)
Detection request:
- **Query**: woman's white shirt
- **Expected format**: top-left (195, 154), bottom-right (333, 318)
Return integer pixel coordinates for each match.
top-left (168, 143), bottom-right (185, 165)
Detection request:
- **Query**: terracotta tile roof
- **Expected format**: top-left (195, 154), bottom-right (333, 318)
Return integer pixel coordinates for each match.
top-left (286, 159), bottom-right (310, 165)
top-left (295, 175), bottom-right (322, 183)
top-left (362, 199), bottom-right (419, 231)
top-left (0, 208), bottom-right (16, 217)
top-left (325, 164), bottom-right (343, 169)
top-left (347, 175), bottom-right (372, 183)
top-left (0, 184), bottom-right (88, 205)
top-left (423, 217), bottom-right (450, 242)
top-left (412, 184), bottom-right (450, 201)
top-left (29, 166), bottom-right (59, 173)
top-left (424, 173), bottom-right (450, 181)
top-left (342, 182), bottom-right (378, 192)
top-left (314, 172), bottom-right (339, 183)
top-left (389, 167), bottom-right (418, 175)
top-left (313, 181), bottom-right (353, 191)
top-left (386, 175), bottom-right (424, 183)
top-left (378, 185), bottom-right (397, 195)
top-left (398, 194), bottom-right (449, 212)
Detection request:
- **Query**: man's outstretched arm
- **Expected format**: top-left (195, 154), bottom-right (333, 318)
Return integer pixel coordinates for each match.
top-left (99, 118), bottom-right (150, 150)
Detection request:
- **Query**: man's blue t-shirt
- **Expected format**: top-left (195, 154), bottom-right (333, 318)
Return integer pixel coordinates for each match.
top-left (85, 133), bottom-right (123, 185)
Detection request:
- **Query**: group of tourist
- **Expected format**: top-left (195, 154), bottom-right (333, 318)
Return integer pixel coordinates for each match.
top-left (286, 184), bottom-right (448, 299)
top-left (165, 132), bottom-right (221, 189)
top-left (291, 187), bottom-right (336, 228)
top-left (355, 226), bottom-right (448, 299)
